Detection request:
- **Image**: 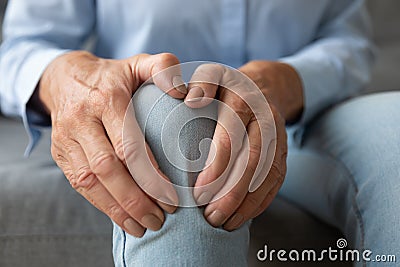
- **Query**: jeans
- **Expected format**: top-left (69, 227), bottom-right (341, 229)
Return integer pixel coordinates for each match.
top-left (113, 85), bottom-right (400, 267)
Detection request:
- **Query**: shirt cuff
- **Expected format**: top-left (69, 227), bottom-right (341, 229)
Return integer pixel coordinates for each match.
top-left (279, 55), bottom-right (340, 146)
top-left (280, 56), bottom-right (339, 127)
top-left (20, 48), bottom-right (70, 156)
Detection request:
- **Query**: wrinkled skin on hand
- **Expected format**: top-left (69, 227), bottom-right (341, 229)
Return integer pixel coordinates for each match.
top-left (39, 51), bottom-right (188, 237)
top-left (38, 50), bottom-right (303, 235)
top-left (185, 61), bottom-right (303, 231)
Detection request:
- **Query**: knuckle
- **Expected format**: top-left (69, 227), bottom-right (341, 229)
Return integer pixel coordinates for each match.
top-left (59, 101), bottom-right (91, 122)
top-left (120, 197), bottom-right (142, 213)
top-left (156, 53), bottom-right (179, 67)
top-left (119, 139), bottom-right (142, 163)
top-left (248, 143), bottom-right (262, 159)
top-left (50, 145), bottom-right (68, 167)
top-left (245, 194), bottom-right (261, 209)
top-left (113, 139), bottom-right (125, 161)
top-left (50, 144), bottom-right (60, 161)
top-left (90, 151), bottom-right (118, 178)
top-left (216, 130), bottom-right (232, 154)
top-left (135, 176), bottom-right (155, 193)
top-left (232, 99), bottom-right (252, 119)
top-left (106, 203), bottom-right (126, 221)
top-left (270, 161), bottom-right (281, 177)
top-left (190, 64), bottom-right (225, 88)
top-left (70, 168), bottom-right (97, 191)
top-left (247, 143), bottom-right (262, 174)
top-left (225, 190), bottom-right (244, 207)
top-left (269, 160), bottom-right (285, 184)
top-left (195, 63), bottom-right (224, 77)
top-left (57, 112), bottom-right (89, 132)
top-left (107, 87), bottom-right (130, 106)
top-left (63, 170), bottom-right (74, 182)
top-left (72, 102), bottom-right (89, 117)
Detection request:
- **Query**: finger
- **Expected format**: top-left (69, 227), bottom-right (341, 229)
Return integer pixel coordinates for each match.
top-left (224, 181), bottom-right (282, 232)
top-left (224, 116), bottom-right (287, 230)
top-left (55, 141), bottom-right (146, 237)
top-left (74, 123), bottom-right (166, 232)
top-left (193, 90), bottom-right (249, 205)
top-left (223, 171), bottom-right (279, 231)
top-left (202, 119), bottom-right (263, 227)
top-left (247, 138), bottom-right (276, 193)
top-left (185, 64), bottom-right (225, 108)
top-left (51, 139), bottom-right (145, 237)
top-left (249, 106), bottom-right (285, 192)
top-left (252, 181), bottom-right (283, 219)
top-left (102, 90), bottom-right (178, 211)
top-left (252, 118), bottom-right (288, 218)
top-left (128, 53), bottom-right (187, 98)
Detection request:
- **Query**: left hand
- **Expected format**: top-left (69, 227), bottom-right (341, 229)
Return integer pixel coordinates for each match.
top-left (185, 61), bottom-right (304, 231)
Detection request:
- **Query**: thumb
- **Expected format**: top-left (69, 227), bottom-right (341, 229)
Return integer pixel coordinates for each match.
top-left (127, 53), bottom-right (187, 99)
top-left (185, 63), bottom-right (225, 108)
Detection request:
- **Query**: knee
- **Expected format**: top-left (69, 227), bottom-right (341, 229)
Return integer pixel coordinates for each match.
top-left (132, 84), bottom-right (217, 187)
top-left (115, 85), bottom-right (249, 266)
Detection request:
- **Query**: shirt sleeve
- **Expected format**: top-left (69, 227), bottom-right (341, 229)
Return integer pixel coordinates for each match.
top-left (0, 0), bottom-right (96, 155)
top-left (280, 0), bottom-right (375, 128)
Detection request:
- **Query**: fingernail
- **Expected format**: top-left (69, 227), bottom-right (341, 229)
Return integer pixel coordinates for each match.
top-left (186, 86), bottom-right (204, 102)
top-left (158, 196), bottom-right (177, 206)
top-left (141, 214), bottom-right (163, 231)
top-left (158, 197), bottom-right (178, 214)
top-left (166, 190), bottom-right (179, 207)
top-left (172, 75), bottom-right (187, 94)
top-left (206, 210), bottom-right (226, 227)
top-left (196, 191), bottom-right (213, 205)
top-left (123, 218), bottom-right (145, 237)
top-left (225, 213), bottom-right (244, 231)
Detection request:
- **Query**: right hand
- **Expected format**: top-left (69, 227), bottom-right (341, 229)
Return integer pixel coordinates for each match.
top-left (38, 51), bottom-right (186, 237)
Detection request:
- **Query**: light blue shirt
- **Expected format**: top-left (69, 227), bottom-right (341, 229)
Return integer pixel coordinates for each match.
top-left (0, 0), bottom-right (374, 153)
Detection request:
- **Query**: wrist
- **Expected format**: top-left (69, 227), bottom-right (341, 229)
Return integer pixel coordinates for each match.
top-left (239, 60), bottom-right (304, 124)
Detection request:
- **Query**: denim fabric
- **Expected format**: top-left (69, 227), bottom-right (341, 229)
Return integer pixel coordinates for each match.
top-left (281, 92), bottom-right (400, 267)
top-left (113, 85), bottom-right (400, 267)
top-left (113, 84), bottom-right (251, 267)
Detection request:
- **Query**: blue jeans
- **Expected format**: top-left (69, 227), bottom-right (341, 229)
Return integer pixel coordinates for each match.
top-left (113, 86), bottom-right (400, 267)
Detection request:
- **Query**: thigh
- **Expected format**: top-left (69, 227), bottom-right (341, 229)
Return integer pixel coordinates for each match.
top-left (281, 92), bottom-right (400, 263)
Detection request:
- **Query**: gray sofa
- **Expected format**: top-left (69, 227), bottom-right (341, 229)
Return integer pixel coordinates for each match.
top-left (0, 1), bottom-right (399, 266)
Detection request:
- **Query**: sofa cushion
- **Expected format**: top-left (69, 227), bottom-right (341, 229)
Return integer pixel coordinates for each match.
top-left (365, 0), bottom-right (400, 92)
top-left (0, 116), bottom-right (349, 267)
top-left (0, 116), bottom-right (114, 267)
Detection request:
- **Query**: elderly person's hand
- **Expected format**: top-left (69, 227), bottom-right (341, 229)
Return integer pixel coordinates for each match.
top-left (186, 61), bottom-right (304, 231)
top-left (37, 51), bottom-right (185, 237)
